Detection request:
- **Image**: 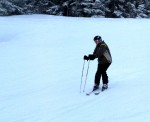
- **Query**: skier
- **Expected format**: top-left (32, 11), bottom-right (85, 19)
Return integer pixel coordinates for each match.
top-left (84, 36), bottom-right (112, 91)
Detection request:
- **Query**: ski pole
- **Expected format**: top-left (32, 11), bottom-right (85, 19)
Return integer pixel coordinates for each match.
top-left (80, 60), bottom-right (85, 93)
top-left (83, 60), bottom-right (90, 92)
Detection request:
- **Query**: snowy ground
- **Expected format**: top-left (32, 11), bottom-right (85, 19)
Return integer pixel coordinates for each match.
top-left (0, 15), bottom-right (150, 122)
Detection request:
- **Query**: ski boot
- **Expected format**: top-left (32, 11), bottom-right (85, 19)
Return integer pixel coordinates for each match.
top-left (93, 85), bottom-right (99, 91)
top-left (102, 84), bottom-right (108, 91)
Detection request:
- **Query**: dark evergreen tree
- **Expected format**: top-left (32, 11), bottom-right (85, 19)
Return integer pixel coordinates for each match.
top-left (0, 0), bottom-right (150, 18)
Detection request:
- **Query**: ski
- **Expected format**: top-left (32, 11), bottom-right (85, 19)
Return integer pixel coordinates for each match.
top-left (86, 87), bottom-right (108, 96)
top-left (94, 89), bottom-right (101, 95)
top-left (86, 89), bottom-right (100, 96)
top-left (86, 91), bottom-right (94, 96)
top-left (94, 88), bottom-right (109, 95)
top-left (94, 92), bottom-right (100, 95)
top-left (94, 89), bottom-right (107, 95)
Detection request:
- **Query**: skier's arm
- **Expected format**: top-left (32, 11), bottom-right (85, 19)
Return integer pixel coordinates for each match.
top-left (88, 54), bottom-right (96, 60)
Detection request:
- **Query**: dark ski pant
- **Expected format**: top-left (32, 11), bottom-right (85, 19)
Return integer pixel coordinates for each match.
top-left (94, 63), bottom-right (111, 86)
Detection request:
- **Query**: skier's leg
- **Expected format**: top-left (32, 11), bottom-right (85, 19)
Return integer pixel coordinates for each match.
top-left (102, 71), bottom-right (108, 84)
top-left (102, 64), bottom-right (110, 84)
top-left (94, 64), bottom-right (102, 86)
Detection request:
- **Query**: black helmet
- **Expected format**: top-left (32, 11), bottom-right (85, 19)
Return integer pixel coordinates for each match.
top-left (93, 36), bottom-right (101, 41)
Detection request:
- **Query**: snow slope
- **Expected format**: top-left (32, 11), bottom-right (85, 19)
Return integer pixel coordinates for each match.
top-left (0, 15), bottom-right (150, 122)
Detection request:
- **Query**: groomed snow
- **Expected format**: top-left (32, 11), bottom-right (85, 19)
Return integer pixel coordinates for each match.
top-left (0, 15), bottom-right (150, 122)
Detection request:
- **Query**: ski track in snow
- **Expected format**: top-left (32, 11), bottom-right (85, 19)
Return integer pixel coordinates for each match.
top-left (0, 15), bottom-right (150, 122)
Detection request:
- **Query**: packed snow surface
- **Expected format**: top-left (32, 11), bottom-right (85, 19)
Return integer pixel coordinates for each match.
top-left (0, 15), bottom-right (150, 122)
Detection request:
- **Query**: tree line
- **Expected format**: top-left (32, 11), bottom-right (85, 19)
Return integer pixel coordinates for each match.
top-left (0, 0), bottom-right (150, 18)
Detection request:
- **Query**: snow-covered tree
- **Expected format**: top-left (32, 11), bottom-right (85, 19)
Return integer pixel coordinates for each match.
top-left (0, 0), bottom-right (150, 18)
top-left (0, 0), bottom-right (23, 16)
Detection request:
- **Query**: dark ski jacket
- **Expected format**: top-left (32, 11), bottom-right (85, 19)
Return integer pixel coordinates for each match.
top-left (93, 41), bottom-right (112, 64)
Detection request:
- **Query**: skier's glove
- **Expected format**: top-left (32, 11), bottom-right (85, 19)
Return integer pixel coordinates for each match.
top-left (88, 54), bottom-right (95, 60)
top-left (84, 55), bottom-right (89, 61)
